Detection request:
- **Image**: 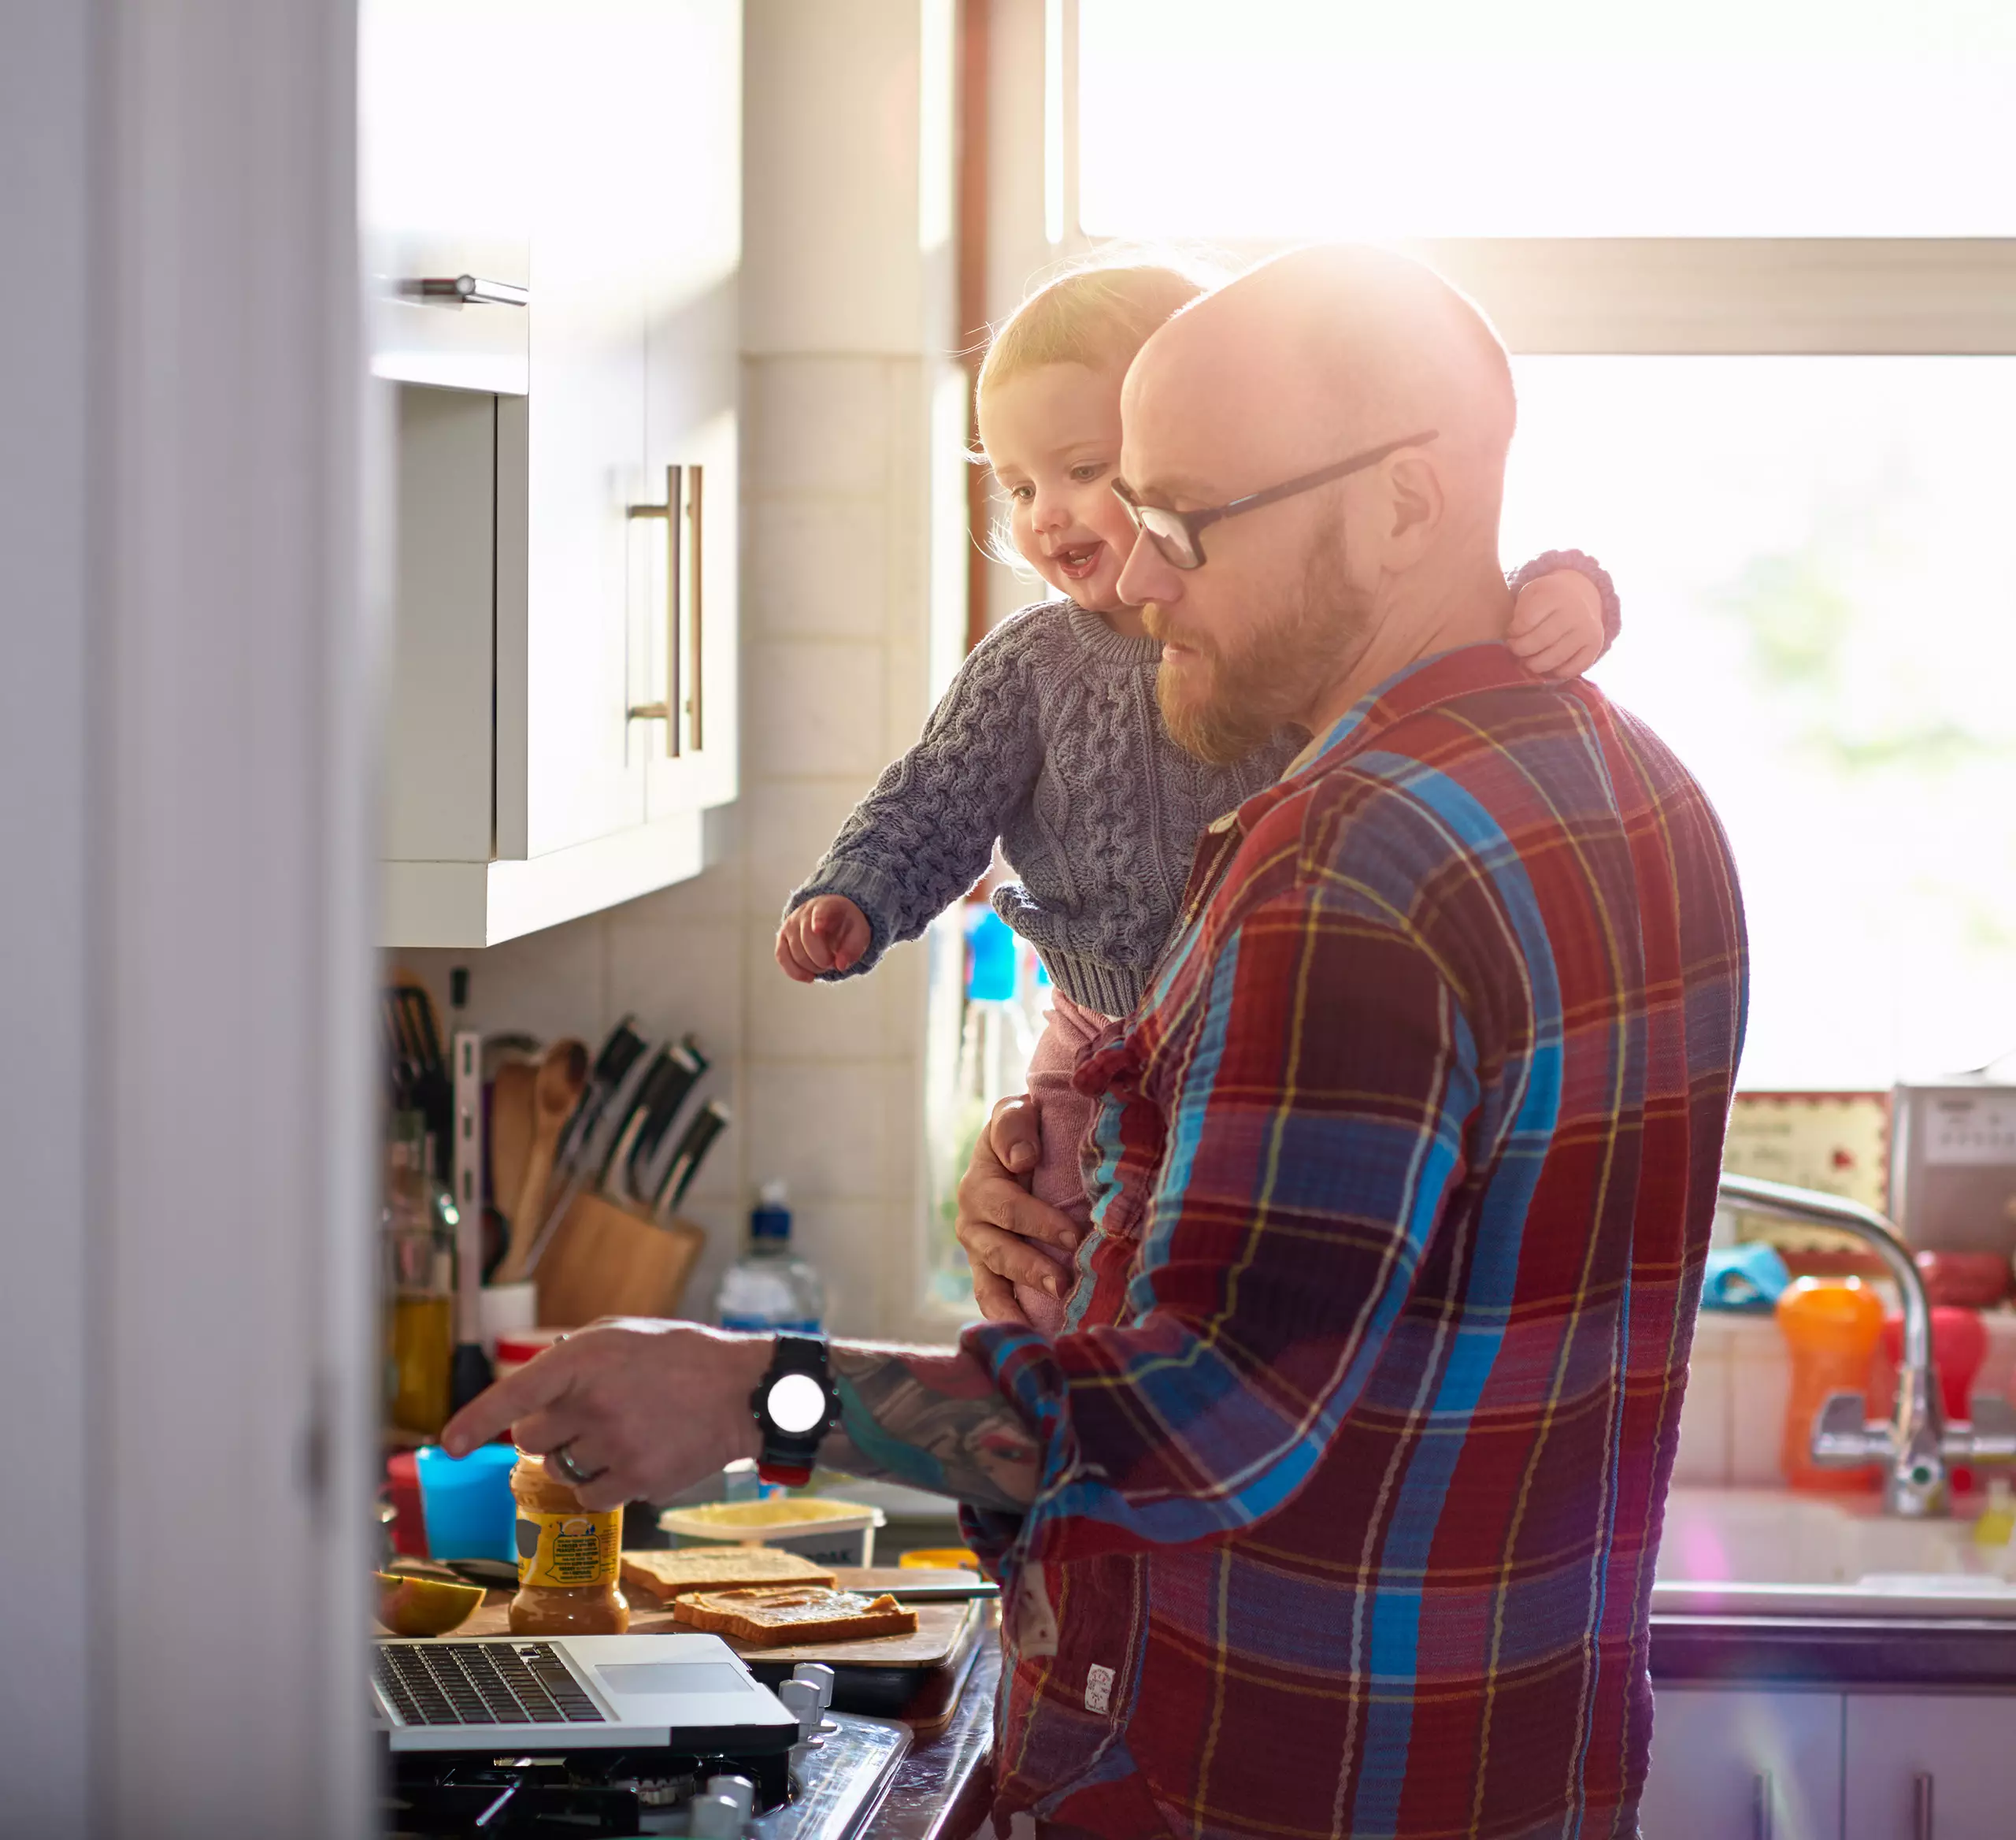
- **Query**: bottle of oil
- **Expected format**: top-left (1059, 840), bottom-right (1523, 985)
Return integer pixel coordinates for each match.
top-left (384, 1109), bottom-right (456, 1435)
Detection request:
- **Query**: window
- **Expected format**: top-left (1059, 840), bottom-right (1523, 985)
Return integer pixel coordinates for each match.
top-left (1502, 355), bottom-right (2016, 1085)
top-left (1078, 0), bottom-right (2016, 241)
top-left (928, 2), bottom-right (2016, 1310)
top-left (1070, 0), bottom-right (2016, 1094)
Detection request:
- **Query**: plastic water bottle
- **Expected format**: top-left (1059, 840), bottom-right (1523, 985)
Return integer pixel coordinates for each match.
top-left (714, 1182), bottom-right (825, 1334)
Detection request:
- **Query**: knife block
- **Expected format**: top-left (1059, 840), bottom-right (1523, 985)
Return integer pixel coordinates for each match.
top-left (533, 1191), bottom-right (707, 1328)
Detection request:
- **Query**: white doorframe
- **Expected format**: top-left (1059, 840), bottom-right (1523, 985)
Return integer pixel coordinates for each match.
top-left (0, 1), bottom-right (376, 1831)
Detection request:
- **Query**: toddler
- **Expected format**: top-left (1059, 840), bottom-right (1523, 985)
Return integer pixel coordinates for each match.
top-left (776, 259), bottom-right (1619, 1333)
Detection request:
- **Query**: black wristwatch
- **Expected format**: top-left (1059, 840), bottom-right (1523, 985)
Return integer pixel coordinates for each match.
top-left (749, 1334), bottom-right (843, 1486)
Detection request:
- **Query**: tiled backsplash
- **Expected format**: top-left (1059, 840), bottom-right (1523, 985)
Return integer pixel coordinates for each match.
top-left (1673, 1308), bottom-right (2016, 1488)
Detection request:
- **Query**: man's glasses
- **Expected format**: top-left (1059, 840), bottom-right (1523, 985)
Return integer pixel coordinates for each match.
top-left (1111, 430), bottom-right (1439, 572)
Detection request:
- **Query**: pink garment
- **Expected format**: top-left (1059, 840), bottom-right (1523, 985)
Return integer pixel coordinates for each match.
top-left (1011, 993), bottom-right (1106, 1334)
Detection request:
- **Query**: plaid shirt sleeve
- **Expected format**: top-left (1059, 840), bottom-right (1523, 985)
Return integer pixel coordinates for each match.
top-left (963, 874), bottom-right (1482, 1563)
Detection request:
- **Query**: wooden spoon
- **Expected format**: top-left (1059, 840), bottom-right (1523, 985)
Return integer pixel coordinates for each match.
top-left (487, 1058), bottom-right (536, 1226)
top-left (491, 1039), bottom-right (587, 1284)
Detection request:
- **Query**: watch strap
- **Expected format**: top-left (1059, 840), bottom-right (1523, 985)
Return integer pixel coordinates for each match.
top-left (750, 1334), bottom-right (839, 1486)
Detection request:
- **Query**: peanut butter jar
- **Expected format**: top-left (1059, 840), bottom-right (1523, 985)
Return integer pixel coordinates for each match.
top-left (507, 1451), bottom-right (629, 1635)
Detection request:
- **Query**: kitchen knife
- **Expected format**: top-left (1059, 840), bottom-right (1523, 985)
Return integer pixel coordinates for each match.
top-left (380, 991), bottom-right (414, 1111)
top-left (389, 982), bottom-right (454, 1174)
top-left (623, 1037), bottom-right (708, 1202)
top-left (595, 1048), bottom-right (669, 1189)
top-left (520, 1018), bottom-right (653, 1276)
top-left (883, 1578), bottom-right (1000, 1603)
top-left (653, 1099), bottom-right (731, 1218)
top-left (558, 1017), bottom-right (647, 1170)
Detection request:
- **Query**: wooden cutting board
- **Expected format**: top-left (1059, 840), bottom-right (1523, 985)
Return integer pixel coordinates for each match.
top-left (456, 1590), bottom-right (978, 1670)
top-left (712, 1599), bottom-right (976, 1668)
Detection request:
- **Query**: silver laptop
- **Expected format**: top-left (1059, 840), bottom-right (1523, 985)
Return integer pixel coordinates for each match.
top-left (372, 1632), bottom-right (800, 1755)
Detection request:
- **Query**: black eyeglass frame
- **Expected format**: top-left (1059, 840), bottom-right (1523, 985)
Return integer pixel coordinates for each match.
top-left (1111, 428), bottom-right (1440, 571)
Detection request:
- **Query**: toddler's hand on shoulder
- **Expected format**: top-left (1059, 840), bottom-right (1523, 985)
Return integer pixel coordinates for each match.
top-left (1509, 566), bottom-right (1606, 681)
top-left (774, 895), bottom-right (871, 982)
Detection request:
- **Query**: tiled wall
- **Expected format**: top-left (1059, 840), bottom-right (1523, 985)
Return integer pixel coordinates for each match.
top-left (1672, 1309), bottom-right (2016, 1488)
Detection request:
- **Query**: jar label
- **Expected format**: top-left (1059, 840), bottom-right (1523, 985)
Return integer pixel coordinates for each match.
top-left (516, 1506), bottom-right (621, 1589)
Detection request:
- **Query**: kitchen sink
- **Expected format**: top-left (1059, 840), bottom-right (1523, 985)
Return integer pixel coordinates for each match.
top-left (1651, 1487), bottom-right (2016, 1617)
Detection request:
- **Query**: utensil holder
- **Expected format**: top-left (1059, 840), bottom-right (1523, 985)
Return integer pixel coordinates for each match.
top-left (534, 1190), bottom-right (706, 1327)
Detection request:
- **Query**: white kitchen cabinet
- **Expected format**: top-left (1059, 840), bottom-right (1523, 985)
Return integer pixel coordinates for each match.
top-left (638, 0), bottom-right (742, 825)
top-left (369, 0), bottom-right (740, 948)
top-left (1844, 1694), bottom-right (2016, 1839)
top-left (1640, 1688), bottom-right (1844, 1840)
top-left (361, 0), bottom-right (533, 395)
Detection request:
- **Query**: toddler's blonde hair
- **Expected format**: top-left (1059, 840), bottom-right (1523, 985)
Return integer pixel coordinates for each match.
top-left (976, 252), bottom-right (1228, 405)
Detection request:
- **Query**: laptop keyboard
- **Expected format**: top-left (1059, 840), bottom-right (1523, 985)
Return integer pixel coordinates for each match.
top-left (376, 1641), bottom-right (609, 1727)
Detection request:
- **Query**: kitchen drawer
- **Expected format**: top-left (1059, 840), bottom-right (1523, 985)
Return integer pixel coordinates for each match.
top-left (1843, 1692), bottom-right (2016, 1839)
top-left (1641, 1687), bottom-right (1844, 1839)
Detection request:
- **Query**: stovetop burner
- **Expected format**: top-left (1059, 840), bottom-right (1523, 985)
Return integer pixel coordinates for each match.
top-left (384, 1713), bottom-right (911, 1839)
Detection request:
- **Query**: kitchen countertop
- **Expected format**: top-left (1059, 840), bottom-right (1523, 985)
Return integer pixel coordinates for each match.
top-left (848, 1604), bottom-right (2016, 1840)
top-left (1650, 1611), bottom-right (2016, 1689)
top-left (862, 1629), bottom-right (999, 1840)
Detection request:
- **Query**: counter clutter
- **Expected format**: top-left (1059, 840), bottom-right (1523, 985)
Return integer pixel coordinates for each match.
top-left (375, 1528), bottom-right (999, 1840)
top-left (380, 988), bottom-right (732, 1445)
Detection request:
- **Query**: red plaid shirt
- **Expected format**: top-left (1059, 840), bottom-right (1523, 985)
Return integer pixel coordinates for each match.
top-left (962, 646), bottom-right (1747, 1838)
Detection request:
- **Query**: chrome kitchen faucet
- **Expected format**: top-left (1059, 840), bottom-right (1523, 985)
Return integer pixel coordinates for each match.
top-left (1718, 1173), bottom-right (2016, 1517)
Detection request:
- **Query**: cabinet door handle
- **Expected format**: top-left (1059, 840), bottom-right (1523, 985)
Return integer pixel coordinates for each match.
top-left (627, 466), bottom-right (684, 759)
top-left (400, 274), bottom-right (528, 307)
top-left (1913, 1770), bottom-right (1934, 1840)
top-left (1751, 1769), bottom-right (1773, 1840)
top-left (685, 464), bottom-right (704, 752)
top-left (625, 464), bottom-right (703, 759)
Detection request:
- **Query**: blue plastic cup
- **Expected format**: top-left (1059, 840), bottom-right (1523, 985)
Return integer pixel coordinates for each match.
top-left (414, 1443), bottom-right (518, 1563)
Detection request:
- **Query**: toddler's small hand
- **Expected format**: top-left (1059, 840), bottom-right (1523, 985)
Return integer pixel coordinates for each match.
top-left (774, 895), bottom-right (872, 982)
top-left (1509, 568), bottom-right (1606, 681)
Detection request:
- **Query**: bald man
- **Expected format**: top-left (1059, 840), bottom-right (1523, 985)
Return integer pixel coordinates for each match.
top-left (444, 246), bottom-right (1747, 1838)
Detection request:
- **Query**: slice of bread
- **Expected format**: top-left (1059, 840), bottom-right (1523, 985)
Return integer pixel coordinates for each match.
top-left (619, 1546), bottom-right (838, 1605)
top-left (669, 1586), bottom-right (918, 1648)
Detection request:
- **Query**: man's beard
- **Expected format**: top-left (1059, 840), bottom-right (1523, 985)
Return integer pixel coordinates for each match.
top-left (1147, 514), bottom-right (1371, 766)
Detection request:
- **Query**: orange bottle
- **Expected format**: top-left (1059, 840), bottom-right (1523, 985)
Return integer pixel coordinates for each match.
top-left (1775, 1278), bottom-right (1884, 1492)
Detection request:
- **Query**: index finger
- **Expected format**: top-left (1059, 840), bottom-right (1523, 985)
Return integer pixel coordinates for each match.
top-left (442, 1346), bottom-right (580, 1456)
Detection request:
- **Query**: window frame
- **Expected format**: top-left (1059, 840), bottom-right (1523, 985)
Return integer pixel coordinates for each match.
top-left (1220, 236), bottom-right (2016, 358)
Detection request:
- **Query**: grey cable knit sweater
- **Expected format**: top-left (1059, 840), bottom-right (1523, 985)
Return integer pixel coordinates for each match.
top-left (788, 554), bottom-right (1618, 1018)
top-left (789, 599), bottom-right (1297, 1017)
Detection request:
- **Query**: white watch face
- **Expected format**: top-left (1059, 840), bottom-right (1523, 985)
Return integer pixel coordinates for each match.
top-left (766, 1370), bottom-right (828, 1437)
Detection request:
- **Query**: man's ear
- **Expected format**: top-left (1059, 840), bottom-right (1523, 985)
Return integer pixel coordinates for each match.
top-left (1381, 454), bottom-right (1444, 563)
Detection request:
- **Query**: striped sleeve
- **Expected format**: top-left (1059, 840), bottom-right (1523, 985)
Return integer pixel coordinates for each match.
top-left (965, 885), bottom-right (1480, 1560)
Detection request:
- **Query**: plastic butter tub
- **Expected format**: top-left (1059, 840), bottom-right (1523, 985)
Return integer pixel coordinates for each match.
top-left (658, 1496), bottom-right (886, 1568)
